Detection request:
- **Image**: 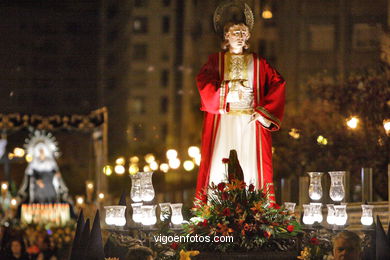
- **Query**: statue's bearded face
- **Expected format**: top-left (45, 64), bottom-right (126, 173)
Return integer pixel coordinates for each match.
top-left (225, 24), bottom-right (250, 50)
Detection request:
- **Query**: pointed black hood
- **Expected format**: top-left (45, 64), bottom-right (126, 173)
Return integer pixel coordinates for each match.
top-left (86, 210), bottom-right (105, 260)
top-left (376, 216), bottom-right (390, 259)
top-left (118, 191), bottom-right (127, 206)
top-left (79, 218), bottom-right (91, 260)
top-left (69, 210), bottom-right (85, 260)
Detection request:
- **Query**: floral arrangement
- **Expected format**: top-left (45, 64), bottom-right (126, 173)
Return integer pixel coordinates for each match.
top-left (180, 150), bottom-right (301, 253)
top-left (298, 231), bottom-right (332, 260)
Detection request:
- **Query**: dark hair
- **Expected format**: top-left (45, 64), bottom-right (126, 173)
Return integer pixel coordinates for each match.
top-left (7, 238), bottom-right (27, 256)
top-left (125, 246), bottom-right (154, 260)
top-left (332, 230), bottom-right (362, 252)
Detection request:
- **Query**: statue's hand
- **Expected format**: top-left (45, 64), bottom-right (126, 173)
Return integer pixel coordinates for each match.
top-left (36, 180), bottom-right (45, 189)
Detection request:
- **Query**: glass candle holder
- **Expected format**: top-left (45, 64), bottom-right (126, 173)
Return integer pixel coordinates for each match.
top-left (328, 171), bottom-right (345, 202)
top-left (130, 172), bottom-right (142, 202)
top-left (326, 204), bottom-right (335, 225)
top-left (105, 205), bottom-right (126, 226)
top-left (307, 172), bottom-right (323, 200)
top-left (302, 204), bottom-right (314, 225)
top-left (131, 202), bottom-right (143, 223)
top-left (170, 203), bottom-right (184, 225)
top-left (334, 204), bottom-right (348, 226)
top-left (284, 202), bottom-right (296, 214)
top-left (140, 172), bottom-right (155, 202)
top-left (361, 204), bottom-right (374, 226)
top-left (159, 202), bottom-right (171, 221)
top-left (310, 203), bottom-right (323, 223)
top-left (141, 205), bottom-right (157, 226)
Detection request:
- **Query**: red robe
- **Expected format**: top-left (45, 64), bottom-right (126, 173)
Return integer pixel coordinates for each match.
top-left (195, 52), bottom-right (286, 202)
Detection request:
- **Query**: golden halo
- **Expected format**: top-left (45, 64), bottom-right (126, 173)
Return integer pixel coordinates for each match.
top-left (213, 0), bottom-right (254, 37)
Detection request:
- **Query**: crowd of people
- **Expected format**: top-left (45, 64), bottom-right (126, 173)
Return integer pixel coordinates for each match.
top-left (0, 226), bottom-right (59, 260)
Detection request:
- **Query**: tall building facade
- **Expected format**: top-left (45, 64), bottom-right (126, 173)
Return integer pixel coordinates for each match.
top-left (0, 1), bottom-right (102, 195)
top-left (277, 0), bottom-right (387, 110)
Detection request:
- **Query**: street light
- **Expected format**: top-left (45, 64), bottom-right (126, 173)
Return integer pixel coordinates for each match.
top-left (188, 146), bottom-right (200, 158)
top-left (346, 116), bottom-right (359, 129)
top-left (114, 165), bottom-right (125, 175)
top-left (183, 160), bottom-right (195, 171)
top-left (103, 165), bottom-right (113, 176)
top-left (383, 119), bottom-right (390, 135)
top-left (166, 149), bottom-right (178, 160)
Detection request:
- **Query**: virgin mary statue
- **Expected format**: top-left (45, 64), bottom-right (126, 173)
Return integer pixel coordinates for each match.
top-left (18, 130), bottom-right (70, 204)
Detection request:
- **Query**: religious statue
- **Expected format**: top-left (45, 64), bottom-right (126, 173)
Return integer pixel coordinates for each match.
top-left (195, 1), bottom-right (286, 202)
top-left (18, 130), bottom-right (70, 204)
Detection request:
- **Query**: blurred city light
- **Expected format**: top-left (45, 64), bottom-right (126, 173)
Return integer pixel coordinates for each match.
top-left (188, 146), bottom-right (200, 158)
top-left (317, 135), bottom-right (328, 145)
top-left (150, 161), bottom-right (159, 171)
top-left (166, 149), bottom-right (178, 160)
top-left (183, 160), bottom-right (195, 171)
top-left (169, 158), bottom-right (180, 169)
top-left (13, 147), bottom-right (25, 157)
top-left (129, 164), bottom-right (139, 175)
top-left (145, 153), bottom-right (155, 163)
top-left (346, 116), bottom-right (359, 129)
top-left (130, 156), bottom-right (140, 164)
top-left (114, 165), bottom-right (125, 175)
top-left (103, 165), bottom-right (113, 176)
top-left (115, 157), bottom-right (125, 165)
top-left (160, 163), bottom-right (169, 173)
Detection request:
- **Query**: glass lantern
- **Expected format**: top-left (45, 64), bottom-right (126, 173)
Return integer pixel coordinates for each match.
top-left (307, 172), bottom-right (323, 201)
top-left (141, 205), bottom-right (157, 226)
top-left (130, 172), bottom-right (142, 202)
top-left (170, 203), bottom-right (184, 225)
top-left (140, 172), bottom-right (155, 202)
top-left (159, 202), bottom-right (171, 221)
top-left (326, 204), bottom-right (336, 225)
top-left (284, 202), bottom-right (296, 214)
top-left (104, 205), bottom-right (126, 226)
top-left (328, 171), bottom-right (345, 202)
top-left (131, 202), bottom-right (143, 223)
top-left (334, 204), bottom-right (348, 226)
top-left (310, 203), bottom-right (323, 223)
top-left (302, 204), bottom-right (315, 225)
top-left (361, 204), bottom-right (374, 226)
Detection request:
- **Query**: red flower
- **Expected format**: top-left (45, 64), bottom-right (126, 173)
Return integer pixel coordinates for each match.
top-left (222, 208), bottom-right (231, 216)
top-left (170, 242), bottom-right (179, 250)
top-left (287, 225), bottom-right (294, 232)
top-left (263, 231), bottom-right (271, 239)
top-left (310, 237), bottom-right (320, 245)
top-left (248, 184), bottom-right (255, 192)
top-left (222, 158), bottom-right (230, 164)
top-left (217, 182), bottom-right (226, 191)
top-left (198, 219), bottom-right (208, 227)
top-left (221, 192), bottom-right (229, 200)
top-left (27, 245), bottom-right (40, 255)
